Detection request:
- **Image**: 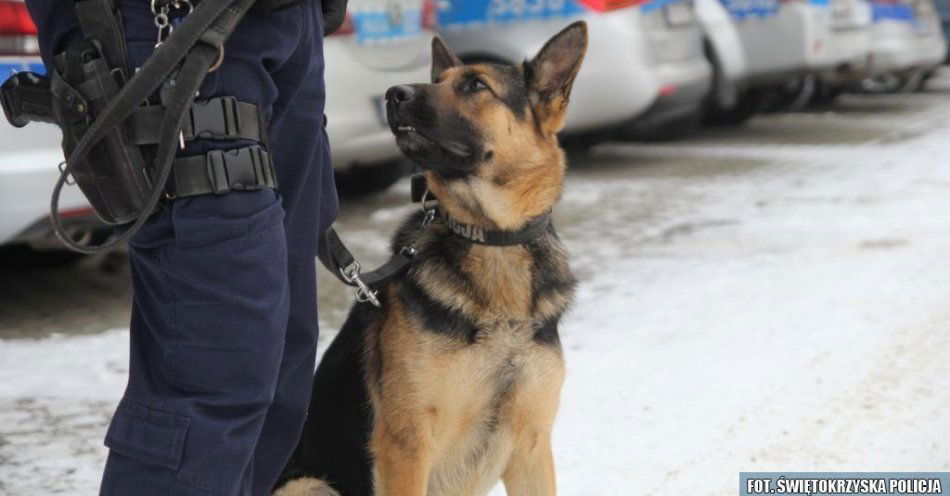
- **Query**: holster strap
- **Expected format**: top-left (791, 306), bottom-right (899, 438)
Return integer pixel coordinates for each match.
top-left (126, 97), bottom-right (264, 145)
top-left (167, 145), bottom-right (277, 198)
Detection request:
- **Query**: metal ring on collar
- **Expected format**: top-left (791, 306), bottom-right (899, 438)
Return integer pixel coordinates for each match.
top-left (419, 189), bottom-right (438, 213)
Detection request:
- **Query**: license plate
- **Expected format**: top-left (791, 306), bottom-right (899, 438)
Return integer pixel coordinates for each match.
top-left (353, 3), bottom-right (423, 45)
top-left (438, 0), bottom-right (586, 29)
top-left (664, 2), bottom-right (695, 26)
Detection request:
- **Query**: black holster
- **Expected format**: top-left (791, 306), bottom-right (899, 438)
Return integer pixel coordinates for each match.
top-left (2, 0), bottom-right (150, 225)
top-left (1, 0), bottom-right (269, 253)
top-left (51, 39), bottom-right (152, 225)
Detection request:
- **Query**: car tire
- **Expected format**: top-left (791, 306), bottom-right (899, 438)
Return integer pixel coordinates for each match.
top-left (703, 88), bottom-right (769, 126)
top-left (334, 160), bottom-right (411, 199)
top-left (810, 80), bottom-right (844, 106)
top-left (762, 75), bottom-right (816, 113)
top-left (895, 69), bottom-right (926, 93)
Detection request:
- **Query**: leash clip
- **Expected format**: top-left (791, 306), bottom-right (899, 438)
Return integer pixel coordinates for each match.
top-left (340, 261), bottom-right (380, 307)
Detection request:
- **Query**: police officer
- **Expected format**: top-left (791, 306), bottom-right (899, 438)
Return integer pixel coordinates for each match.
top-left (25, 0), bottom-right (345, 493)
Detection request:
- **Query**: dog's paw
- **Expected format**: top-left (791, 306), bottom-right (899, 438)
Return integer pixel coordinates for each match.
top-left (272, 477), bottom-right (340, 496)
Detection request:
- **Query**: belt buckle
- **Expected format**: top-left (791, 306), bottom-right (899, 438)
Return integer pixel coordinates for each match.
top-left (191, 97), bottom-right (238, 140)
top-left (205, 150), bottom-right (230, 195)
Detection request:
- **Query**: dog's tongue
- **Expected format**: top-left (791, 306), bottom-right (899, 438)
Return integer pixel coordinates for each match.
top-left (440, 140), bottom-right (473, 158)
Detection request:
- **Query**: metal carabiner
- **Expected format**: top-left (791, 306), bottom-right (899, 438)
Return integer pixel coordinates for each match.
top-left (153, 6), bottom-right (171, 48)
top-left (340, 262), bottom-right (381, 307)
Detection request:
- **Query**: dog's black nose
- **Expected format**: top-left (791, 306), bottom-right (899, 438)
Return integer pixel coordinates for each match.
top-left (386, 85), bottom-right (416, 105)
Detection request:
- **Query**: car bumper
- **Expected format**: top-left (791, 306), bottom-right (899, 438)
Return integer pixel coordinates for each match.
top-left (828, 27), bottom-right (872, 67)
top-left (0, 141), bottom-right (96, 245)
top-left (627, 75), bottom-right (711, 130)
top-left (565, 10), bottom-right (664, 133)
top-left (914, 31), bottom-right (948, 69)
top-left (820, 27), bottom-right (873, 83)
top-left (868, 21), bottom-right (922, 74)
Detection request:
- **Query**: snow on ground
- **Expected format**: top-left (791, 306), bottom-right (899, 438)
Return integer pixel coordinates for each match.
top-left (3, 77), bottom-right (950, 494)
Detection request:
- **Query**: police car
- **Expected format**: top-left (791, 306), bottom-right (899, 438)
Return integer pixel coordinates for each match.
top-left (433, 0), bottom-right (711, 142)
top-left (0, 0), bottom-right (105, 261)
top-left (864, 0), bottom-right (948, 92)
top-left (910, 0), bottom-right (948, 87)
top-left (705, 0), bottom-right (858, 120)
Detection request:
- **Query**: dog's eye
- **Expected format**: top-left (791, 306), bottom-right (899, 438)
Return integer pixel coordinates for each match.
top-left (466, 78), bottom-right (488, 93)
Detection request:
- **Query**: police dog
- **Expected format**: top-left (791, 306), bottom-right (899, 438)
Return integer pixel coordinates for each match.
top-left (274, 21), bottom-right (586, 496)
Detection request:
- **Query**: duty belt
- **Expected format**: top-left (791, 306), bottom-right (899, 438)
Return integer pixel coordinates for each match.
top-left (128, 95), bottom-right (278, 198)
top-left (126, 96), bottom-right (266, 145)
top-left (167, 145), bottom-right (277, 198)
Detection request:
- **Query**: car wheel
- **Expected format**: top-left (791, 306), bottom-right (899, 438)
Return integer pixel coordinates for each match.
top-left (703, 88), bottom-right (769, 126)
top-left (895, 69), bottom-right (926, 93)
top-left (334, 160), bottom-right (411, 199)
top-left (762, 75), bottom-right (816, 113)
top-left (810, 80), bottom-right (844, 106)
top-left (860, 73), bottom-right (903, 94)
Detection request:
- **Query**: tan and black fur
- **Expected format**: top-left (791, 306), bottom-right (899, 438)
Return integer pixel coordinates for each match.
top-left (275, 22), bottom-right (587, 496)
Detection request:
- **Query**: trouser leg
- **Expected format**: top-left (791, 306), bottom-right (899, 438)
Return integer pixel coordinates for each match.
top-left (249, 257), bottom-right (319, 496)
top-left (100, 191), bottom-right (290, 496)
top-left (250, 3), bottom-right (335, 492)
top-left (26, 1), bottom-right (334, 493)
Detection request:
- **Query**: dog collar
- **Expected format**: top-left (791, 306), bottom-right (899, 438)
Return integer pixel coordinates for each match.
top-left (318, 174), bottom-right (553, 307)
top-left (410, 173), bottom-right (551, 245)
top-left (440, 210), bottom-right (551, 246)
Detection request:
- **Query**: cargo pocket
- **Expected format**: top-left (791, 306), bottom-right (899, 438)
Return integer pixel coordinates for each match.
top-left (104, 398), bottom-right (191, 470)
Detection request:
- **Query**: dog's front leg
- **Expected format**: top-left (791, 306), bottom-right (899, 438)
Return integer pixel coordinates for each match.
top-left (371, 420), bottom-right (433, 496)
top-left (501, 432), bottom-right (557, 496)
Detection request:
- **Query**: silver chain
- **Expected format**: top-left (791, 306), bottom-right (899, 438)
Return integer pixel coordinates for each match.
top-left (152, 0), bottom-right (193, 48)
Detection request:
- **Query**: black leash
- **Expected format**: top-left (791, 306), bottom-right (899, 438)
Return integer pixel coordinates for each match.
top-left (317, 174), bottom-right (553, 307)
top-left (50, 0), bottom-right (257, 254)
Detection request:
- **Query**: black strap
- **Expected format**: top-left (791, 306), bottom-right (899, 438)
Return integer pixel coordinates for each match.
top-left (126, 97), bottom-right (264, 145)
top-left (440, 211), bottom-right (551, 246)
top-left (168, 145), bottom-right (276, 197)
top-left (74, 0), bottom-right (128, 75)
top-left (154, 0), bottom-right (308, 12)
top-left (50, 0), bottom-right (258, 254)
top-left (318, 227), bottom-right (415, 289)
top-left (317, 201), bottom-right (551, 308)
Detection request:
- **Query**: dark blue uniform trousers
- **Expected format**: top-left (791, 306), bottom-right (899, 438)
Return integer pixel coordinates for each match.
top-left (26, 1), bottom-right (338, 494)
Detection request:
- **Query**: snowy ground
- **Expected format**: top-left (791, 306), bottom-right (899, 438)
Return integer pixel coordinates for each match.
top-left (3, 72), bottom-right (950, 495)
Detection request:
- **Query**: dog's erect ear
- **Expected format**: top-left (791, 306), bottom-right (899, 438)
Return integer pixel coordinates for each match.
top-left (525, 21), bottom-right (588, 135)
top-left (432, 36), bottom-right (462, 83)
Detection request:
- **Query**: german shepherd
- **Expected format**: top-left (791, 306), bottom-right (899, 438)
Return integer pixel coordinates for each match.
top-left (274, 21), bottom-right (587, 496)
